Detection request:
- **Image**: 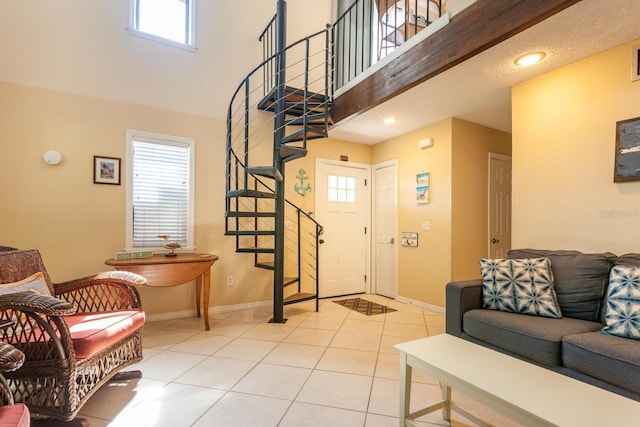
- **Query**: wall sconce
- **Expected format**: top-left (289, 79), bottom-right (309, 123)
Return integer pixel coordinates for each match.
top-left (43, 150), bottom-right (62, 165)
top-left (419, 138), bottom-right (434, 149)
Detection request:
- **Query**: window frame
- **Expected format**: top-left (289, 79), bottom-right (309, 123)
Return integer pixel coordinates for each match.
top-left (125, 129), bottom-right (196, 253)
top-left (127, 0), bottom-right (197, 51)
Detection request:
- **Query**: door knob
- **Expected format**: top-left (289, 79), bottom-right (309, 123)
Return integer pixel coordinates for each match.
top-left (492, 238), bottom-right (500, 244)
top-left (319, 239), bottom-right (325, 244)
top-left (390, 238), bottom-right (395, 244)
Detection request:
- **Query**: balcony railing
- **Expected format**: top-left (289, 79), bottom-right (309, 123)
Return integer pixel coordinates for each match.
top-left (333, 0), bottom-right (448, 92)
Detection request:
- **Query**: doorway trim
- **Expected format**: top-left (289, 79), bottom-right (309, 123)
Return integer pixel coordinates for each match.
top-left (315, 158), bottom-right (372, 295)
top-left (487, 152), bottom-right (512, 258)
top-left (372, 159), bottom-right (398, 298)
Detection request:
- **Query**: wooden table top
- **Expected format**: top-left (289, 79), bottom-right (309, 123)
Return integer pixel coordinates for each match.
top-left (105, 253), bottom-right (218, 267)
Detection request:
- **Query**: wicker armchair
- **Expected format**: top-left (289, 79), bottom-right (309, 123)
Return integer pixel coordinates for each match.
top-left (0, 249), bottom-right (146, 422)
top-left (0, 340), bottom-right (30, 427)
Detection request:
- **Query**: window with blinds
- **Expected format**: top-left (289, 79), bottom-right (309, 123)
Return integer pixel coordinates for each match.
top-left (125, 130), bottom-right (195, 251)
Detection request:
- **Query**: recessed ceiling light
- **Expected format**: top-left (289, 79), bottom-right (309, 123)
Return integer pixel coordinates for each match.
top-left (514, 51), bottom-right (546, 67)
top-left (383, 117), bottom-right (397, 124)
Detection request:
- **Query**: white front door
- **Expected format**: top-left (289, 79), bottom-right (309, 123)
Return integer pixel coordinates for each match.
top-left (373, 161), bottom-right (398, 298)
top-left (315, 160), bottom-right (370, 298)
top-left (488, 153), bottom-right (512, 258)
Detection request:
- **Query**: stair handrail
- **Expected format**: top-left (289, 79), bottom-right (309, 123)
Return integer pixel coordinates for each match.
top-left (258, 14), bottom-right (278, 94)
top-left (226, 26), bottom-right (331, 134)
top-left (226, 27), bottom-right (332, 210)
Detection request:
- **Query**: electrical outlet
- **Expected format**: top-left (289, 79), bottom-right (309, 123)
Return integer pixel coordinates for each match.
top-left (227, 275), bottom-right (234, 285)
top-left (285, 220), bottom-right (292, 229)
top-left (422, 221), bottom-right (431, 231)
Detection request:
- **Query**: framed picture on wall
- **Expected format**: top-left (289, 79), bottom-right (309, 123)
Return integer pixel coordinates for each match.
top-left (93, 156), bottom-right (121, 185)
top-left (416, 172), bottom-right (429, 204)
top-left (614, 117), bottom-right (640, 182)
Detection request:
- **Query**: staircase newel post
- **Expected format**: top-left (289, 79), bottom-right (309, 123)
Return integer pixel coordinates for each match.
top-left (270, 0), bottom-right (287, 323)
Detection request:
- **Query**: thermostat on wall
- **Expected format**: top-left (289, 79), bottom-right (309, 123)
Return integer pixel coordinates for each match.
top-left (419, 138), bottom-right (434, 149)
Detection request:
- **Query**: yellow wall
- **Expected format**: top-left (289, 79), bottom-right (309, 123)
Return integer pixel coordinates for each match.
top-left (369, 118), bottom-right (511, 307)
top-left (372, 119), bottom-right (453, 306)
top-left (512, 39), bottom-right (640, 253)
top-left (0, 81), bottom-right (273, 316)
top-left (451, 118), bottom-right (511, 280)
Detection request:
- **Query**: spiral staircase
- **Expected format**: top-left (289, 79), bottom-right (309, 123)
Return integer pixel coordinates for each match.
top-left (224, 0), bottom-right (332, 323)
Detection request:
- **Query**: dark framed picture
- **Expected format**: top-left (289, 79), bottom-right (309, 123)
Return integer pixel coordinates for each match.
top-left (614, 117), bottom-right (640, 182)
top-left (93, 156), bottom-right (121, 185)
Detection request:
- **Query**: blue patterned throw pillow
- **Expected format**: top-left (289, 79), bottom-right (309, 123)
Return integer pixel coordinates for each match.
top-left (480, 258), bottom-right (562, 318)
top-left (603, 265), bottom-right (640, 339)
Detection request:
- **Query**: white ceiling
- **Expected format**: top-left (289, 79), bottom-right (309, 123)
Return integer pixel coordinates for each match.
top-left (329, 0), bottom-right (640, 144)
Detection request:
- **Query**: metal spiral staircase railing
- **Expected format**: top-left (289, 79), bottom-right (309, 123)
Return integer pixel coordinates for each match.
top-left (225, 0), bottom-right (332, 323)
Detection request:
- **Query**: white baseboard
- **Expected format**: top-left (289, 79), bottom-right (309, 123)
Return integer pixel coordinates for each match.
top-left (395, 295), bottom-right (445, 315)
top-left (145, 299), bottom-right (271, 323)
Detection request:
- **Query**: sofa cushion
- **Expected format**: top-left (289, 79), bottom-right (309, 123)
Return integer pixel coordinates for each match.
top-left (508, 249), bottom-right (616, 322)
top-left (563, 331), bottom-right (640, 395)
top-left (615, 253), bottom-right (640, 267)
top-left (463, 309), bottom-right (603, 366)
top-left (64, 310), bottom-right (145, 360)
top-left (602, 265), bottom-right (640, 339)
top-left (480, 257), bottom-right (561, 318)
top-left (0, 404), bottom-right (30, 427)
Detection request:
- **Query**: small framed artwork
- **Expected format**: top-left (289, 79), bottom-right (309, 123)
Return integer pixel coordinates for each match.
top-left (614, 117), bottom-right (640, 182)
top-left (401, 232), bottom-right (418, 247)
top-left (416, 172), bottom-right (429, 204)
top-left (93, 156), bottom-right (121, 185)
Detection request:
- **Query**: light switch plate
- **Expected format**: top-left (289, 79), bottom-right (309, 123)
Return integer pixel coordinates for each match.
top-left (422, 221), bottom-right (430, 231)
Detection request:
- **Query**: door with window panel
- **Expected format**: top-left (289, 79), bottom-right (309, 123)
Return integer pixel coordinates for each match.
top-left (315, 161), bottom-right (369, 297)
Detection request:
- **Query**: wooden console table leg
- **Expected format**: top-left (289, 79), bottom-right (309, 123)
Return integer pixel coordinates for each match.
top-left (195, 276), bottom-right (202, 318)
top-left (203, 268), bottom-right (211, 331)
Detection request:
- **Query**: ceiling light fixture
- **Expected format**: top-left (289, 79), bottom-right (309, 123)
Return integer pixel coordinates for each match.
top-left (514, 51), bottom-right (546, 67)
top-left (383, 117), bottom-right (397, 124)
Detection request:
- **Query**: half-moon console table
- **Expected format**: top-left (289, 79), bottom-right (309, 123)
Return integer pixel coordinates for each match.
top-left (105, 253), bottom-right (219, 331)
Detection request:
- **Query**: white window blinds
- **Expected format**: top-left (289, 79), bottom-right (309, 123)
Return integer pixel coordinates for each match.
top-left (126, 131), bottom-right (194, 251)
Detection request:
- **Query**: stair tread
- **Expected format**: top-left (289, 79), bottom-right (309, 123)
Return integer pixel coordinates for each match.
top-left (282, 132), bottom-right (327, 144)
top-left (227, 189), bottom-right (276, 199)
top-left (284, 276), bottom-right (299, 287)
top-left (285, 114), bottom-right (330, 126)
top-left (246, 166), bottom-right (283, 182)
top-left (225, 230), bottom-right (275, 236)
top-left (226, 212), bottom-right (277, 218)
top-left (283, 292), bottom-right (317, 304)
top-left (258, 86), bottom-right (329, 112)
top-left (237, 247), bottom-right (275, 253)
top-left (255, 262), bottom-right (275, 270)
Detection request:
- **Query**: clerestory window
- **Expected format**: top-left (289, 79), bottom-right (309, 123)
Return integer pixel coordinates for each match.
top-left (128, 0), bottom-right (196, 50)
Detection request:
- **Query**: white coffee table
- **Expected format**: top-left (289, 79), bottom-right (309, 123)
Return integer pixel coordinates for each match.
top-left (394, 334), bottom-right (640, 427)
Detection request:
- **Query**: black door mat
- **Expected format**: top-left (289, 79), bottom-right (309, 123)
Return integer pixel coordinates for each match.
top-left (333, 297), bottom-right (397, 316)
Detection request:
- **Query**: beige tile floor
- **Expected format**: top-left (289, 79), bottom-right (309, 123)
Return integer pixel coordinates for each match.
top-left (77, 295), bottom-right (521, 427)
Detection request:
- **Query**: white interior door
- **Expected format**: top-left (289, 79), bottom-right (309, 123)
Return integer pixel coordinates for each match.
top-left (373, 161), bottom-right (398, 298)
top-left (488, 153), bottom-right (512, 258)
top-left (315, 160), bottom-right (370, 298)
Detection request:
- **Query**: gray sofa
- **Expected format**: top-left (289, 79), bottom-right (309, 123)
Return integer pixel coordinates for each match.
top-left (446, 249), bottom-right (640, 401)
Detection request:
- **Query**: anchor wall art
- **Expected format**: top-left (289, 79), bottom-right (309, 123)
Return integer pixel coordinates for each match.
top-left (294, 168), bottom-right (312, 196)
